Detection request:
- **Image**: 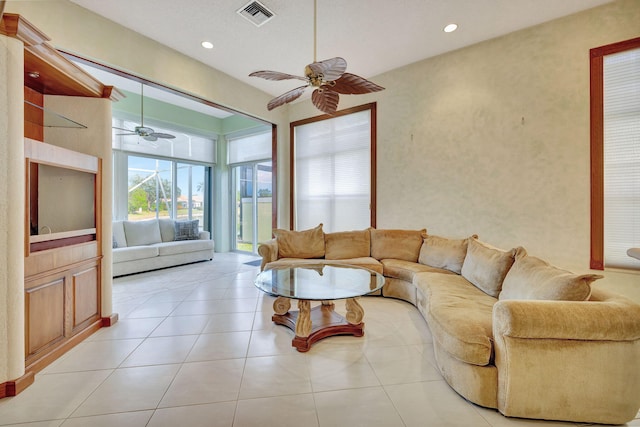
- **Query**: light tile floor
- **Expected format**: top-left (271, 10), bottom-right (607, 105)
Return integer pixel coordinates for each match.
top-left (0, 252), bottom-right (638, 427)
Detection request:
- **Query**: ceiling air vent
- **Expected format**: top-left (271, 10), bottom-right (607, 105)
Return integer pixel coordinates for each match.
top-left (237, 0), bottom-right (275, 27)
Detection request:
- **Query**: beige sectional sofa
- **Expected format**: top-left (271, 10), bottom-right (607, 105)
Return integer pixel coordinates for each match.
top-left (112, 218), bottom-right (214, 276)
top-left (258, 224), bottom-right (640, 425)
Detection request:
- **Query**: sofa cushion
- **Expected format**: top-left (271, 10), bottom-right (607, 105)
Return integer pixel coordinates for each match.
top-left (265, 257), bottom-right (383, 275)
top-left (112, 221), bottom-right (128, 248)
top-left (325, 229), bottom-right (370, 259)
top-left (370, 228), bottom-right (426, 262)
top-left (382, 259), bottom-right (453, 282)
top-left (500, 252), bottom-right (603, 301)
top-left (158, 218), bottom-right (176, 242)
top-left (418, 234), bottom-right (477, 274)
top-left (174, 219), bottom-right (200, 241)
top-left (461, 238), bottom-right (520, 298)
top-left (153, 239), bottom-right (214, 256)
top-left (273, 224), bottom-right (325, 259)
top-left (112, 245), bottom-right (159, 263)
top-left (123, 219), bottom-right (162, 246)
top-left (415, 271), bottom-right (496, 366)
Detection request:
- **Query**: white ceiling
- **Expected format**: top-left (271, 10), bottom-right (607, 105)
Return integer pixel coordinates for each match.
top-left (69, 0), bottom-right (612, 100)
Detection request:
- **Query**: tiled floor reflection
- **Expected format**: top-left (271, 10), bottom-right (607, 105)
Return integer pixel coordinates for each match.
top-left (0, 252), bottom-right (635, 426)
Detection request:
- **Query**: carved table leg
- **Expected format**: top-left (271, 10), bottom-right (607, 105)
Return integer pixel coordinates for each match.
top-left (295, 300), bottom-right (312, 337)
top-left (273, 296), bottom-right (291, 315)
top-left (345, 297), bottom-right (364, 325)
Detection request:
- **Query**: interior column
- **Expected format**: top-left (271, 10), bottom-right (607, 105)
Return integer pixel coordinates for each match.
top-left (0, 33), bottom-right (26, 392)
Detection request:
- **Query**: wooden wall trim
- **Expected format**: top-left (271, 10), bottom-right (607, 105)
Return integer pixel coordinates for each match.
top-left (102, 313), bottom-right (119, 327)
top-left (0, 372), bottom-right (35, 399)
top-left (590, 37), bottom-right (640, 270)
top-left (271, 124), bottom-right (278, 232)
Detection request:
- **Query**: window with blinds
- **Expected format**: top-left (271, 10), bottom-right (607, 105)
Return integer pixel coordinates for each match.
top-left (292, 105), bottom-right (376, 233)
top-left (603, 47), bottom-right (640, 269)
top-left (227, 127), bottom-right (272, 165)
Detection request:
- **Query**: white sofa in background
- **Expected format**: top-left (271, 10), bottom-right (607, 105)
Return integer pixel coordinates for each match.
top-left (112, 218), bottom-right (214, 276)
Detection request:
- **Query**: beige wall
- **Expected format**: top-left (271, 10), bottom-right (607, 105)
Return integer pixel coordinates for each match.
top-left (289, 0), bottom-right (640, 300)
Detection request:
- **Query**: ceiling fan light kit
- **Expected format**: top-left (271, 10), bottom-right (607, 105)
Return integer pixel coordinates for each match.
top-left (249, 0), bottom-right (384, 115)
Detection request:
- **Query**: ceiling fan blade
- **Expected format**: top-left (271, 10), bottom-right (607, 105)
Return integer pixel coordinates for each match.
top-left (150, 132), bottom-right (176, 139)
top-left (143, 135), bottom-right (158, 142)
top-left (311, 88), bottom-right (339, 115)
top-left (267, 85), bottom-right (308, 110)
top-left (249, 70), bottom-right (307, 82)
top-left (112, 126), bottom-right (134, 132)
top-left (330, 73), bottom-right (385, 94)
top-left (115, 133), bottom-right (137, 136)
top-left (308, 57), bottom-right (347, 82)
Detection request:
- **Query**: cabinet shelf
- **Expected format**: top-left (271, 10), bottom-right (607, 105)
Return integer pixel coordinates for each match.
top-left (24, 100), bottom-right (87, 129)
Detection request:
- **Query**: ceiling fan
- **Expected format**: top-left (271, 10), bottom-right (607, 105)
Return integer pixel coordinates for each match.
top-left (249, 0), bottom-right (384, 115)
top-left (113, 84), bottom-right (176, 142)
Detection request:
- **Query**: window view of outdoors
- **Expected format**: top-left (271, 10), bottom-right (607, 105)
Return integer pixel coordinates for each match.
top-left (127, 156), bottom-right (206, 229)
top-left (234, 162), bottom-right (272, 252)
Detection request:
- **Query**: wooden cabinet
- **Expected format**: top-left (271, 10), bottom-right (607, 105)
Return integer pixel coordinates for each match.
top-left (24, 139), bottom-right (104, 373)
top-left (1, 12), bottom-right (122, 377)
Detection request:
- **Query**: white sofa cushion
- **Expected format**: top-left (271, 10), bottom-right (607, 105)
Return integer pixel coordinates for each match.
top-left (154, 239), bottom-right (214, 256)
top-left (113, 220), bottom-right (128, 248)
top-left (158, 218), bottom-right (176, 242)
top-left (123, 219), bottom-right (162, 246)
top-left (112, 245), bottom-right (159, 263)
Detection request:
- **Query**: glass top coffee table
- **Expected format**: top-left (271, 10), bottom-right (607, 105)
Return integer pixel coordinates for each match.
top-left (254, 264), bottom-right (385, 352)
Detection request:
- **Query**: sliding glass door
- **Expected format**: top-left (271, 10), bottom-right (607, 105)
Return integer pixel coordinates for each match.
top-left (233, 161), bottom-right (272, 253)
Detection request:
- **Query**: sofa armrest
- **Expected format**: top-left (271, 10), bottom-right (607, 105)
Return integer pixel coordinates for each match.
top-left (493, 293), bottom-right (640, 424)
top-left (493, 296), bottom-right (640, 342)
top-left (198, 231), bottom-right (210, 240)
top-left (257, 238), bottom-right (278, 271)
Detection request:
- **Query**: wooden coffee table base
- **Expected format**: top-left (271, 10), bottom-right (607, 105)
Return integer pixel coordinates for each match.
top-left (272, 302), bottom-right (364, 352)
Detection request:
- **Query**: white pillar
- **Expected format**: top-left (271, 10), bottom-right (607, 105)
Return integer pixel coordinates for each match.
top-left (0, 34), bottom-right (25, 384)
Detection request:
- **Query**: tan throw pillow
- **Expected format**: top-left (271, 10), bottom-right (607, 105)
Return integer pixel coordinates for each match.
top-left (500, 252), bottom-right (603, 301)
top-left (461, 238), bottom-right (520, 297)
top-left (418, 234), bottom-right (478, 274)
top-left (370, 228), bottom-right (426, 262)
top-left (325, 229), bottom-right (371, 260)
top-left (273, 224), bottom-right (325, 259)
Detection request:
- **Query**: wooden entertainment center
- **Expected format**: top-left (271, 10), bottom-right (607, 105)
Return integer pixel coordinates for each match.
top-left (1, 12), bottom-right (122, 384)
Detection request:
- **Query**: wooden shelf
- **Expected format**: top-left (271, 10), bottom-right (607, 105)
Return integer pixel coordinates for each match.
top-left (0, 13), bottom-right (123, 101)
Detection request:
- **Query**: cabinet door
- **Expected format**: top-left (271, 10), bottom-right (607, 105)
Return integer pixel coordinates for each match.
top-left (25, 276), bottom-right (66, 359)
top-left (72, 262), bottom-right (100, 333)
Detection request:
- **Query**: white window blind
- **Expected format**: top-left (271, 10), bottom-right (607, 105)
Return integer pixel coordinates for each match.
top-left (112, 118), bottom-right (216, 163)
top-left (227, 129), bottom-right (272, 165)
top-left (603, 47), bottom-right (640, 269)
top-left (293, 109), bottom-right (371, 233)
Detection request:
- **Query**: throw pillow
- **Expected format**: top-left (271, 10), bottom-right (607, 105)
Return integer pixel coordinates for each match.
top-left (112, 236), bottom-right (118, 249)
top-left (461, 237), bottom-right (520, 297)
top-left (418, 234), bottom-right (478, 274)
top-left (325, 229), bottom-right (371, 259)
top-left (370, 228), bottom-right (426, 262)
top-left (123, 219), bottom-right (162, 246)
top-left (174, 219), bottom-right (200, 241)
top-left (273, 224), bottom-right (325, 259)
top-left (500, 252), bottom-right (603, 301)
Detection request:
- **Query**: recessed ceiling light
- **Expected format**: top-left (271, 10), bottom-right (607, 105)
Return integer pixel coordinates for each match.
top-left (201, 41), bottom-right (214, 49)
top-left (443, 23), bottom-right (458, 33)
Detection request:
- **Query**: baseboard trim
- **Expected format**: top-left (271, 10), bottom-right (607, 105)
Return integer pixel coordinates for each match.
top-left (0, 371), bottom-right (35, 398)
top-left (25, 319), bottom-right (102, 375)
top-left (102, 313), bottom-right (119, 327)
